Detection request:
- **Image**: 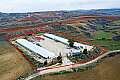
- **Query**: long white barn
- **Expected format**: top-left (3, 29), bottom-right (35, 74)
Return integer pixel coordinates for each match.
top-left (43, 33), bottom-right (69, 45)
top-left (43, 33), bottom-right (93, 51)
top-left (16, 39), bottom-right (55, 59)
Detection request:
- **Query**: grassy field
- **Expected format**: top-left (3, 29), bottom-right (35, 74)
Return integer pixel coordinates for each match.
top-left (0, 40), bottom-right (32, 80)
top-left (91, 30), bottom-right (120, 51)
top-left (93, 31), bottom-right (112, 40)
top-left (90, 40), bottom-right (120, 51)
top-left (111, 20), bottom-right (120, 25)
top-left (35, 55), bottom-right (120, 80)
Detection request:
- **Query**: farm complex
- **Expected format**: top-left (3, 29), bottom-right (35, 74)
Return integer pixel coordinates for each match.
top-left (4, 26), bottom-right (108, 80)
top-left (11, 32), bottom-right (95, 67)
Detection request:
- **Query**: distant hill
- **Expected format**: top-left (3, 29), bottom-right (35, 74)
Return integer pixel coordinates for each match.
top-left (0, 8), bottom-right (120, 29)
top-left (0, 12), bottom-right (29, 18)
top-left (71, 9), bottom-right (120, 16)
top-left (0, 8), bottom-right (120, 18)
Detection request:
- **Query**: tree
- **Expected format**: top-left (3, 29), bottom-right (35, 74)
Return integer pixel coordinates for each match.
top-left (44, 60), bottom-right (47, 66)
top-left (57, 52), bottom-right (62, 63)
top-left (83, 49), bottom-right (89, 59)
top-left (83, 49), bottom-right (88, 55)
top-left (68, 39), bottom-right (74, 47)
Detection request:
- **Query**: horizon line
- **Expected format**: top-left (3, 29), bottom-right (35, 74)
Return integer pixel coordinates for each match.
top-left (0, 8), bottom-right (120, 13)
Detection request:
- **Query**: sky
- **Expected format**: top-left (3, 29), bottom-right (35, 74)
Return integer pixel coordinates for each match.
top-left (0, 0), bottom-right (120, 13)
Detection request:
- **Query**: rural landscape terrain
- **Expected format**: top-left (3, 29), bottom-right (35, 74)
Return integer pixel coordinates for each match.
top-left (0, 9), bottom-right (120, 80)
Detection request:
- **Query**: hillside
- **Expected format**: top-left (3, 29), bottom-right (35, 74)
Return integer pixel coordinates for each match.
top-left (0, 37), bottom-right (32, 80)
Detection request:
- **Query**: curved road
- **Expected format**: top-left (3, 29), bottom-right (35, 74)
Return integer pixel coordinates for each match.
top-left (24, 50), bottom-right (120, 80)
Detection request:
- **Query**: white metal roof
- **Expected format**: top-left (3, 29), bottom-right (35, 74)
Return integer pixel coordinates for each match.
top-left (43, 33), bottom-right (69, 45)
top-left (16, 39), bottom-right (55, 58)
top-left (73, 42), bottom-right (93, 51)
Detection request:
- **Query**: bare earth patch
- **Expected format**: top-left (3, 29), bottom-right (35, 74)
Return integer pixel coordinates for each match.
top-left (0, 41), bottom-right (32, 80)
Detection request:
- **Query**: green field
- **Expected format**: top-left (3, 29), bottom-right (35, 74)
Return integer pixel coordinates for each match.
top-left (86, 30), bottom-right (120, 51)
top-left (93, 31), bottom-right (112, 40)
top-left (111, 20), bottom-right (120, 25)
top-left (91, 40), bottom-right (120, 51)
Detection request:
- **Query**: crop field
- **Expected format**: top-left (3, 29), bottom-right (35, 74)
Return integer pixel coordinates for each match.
top-left (90, 40), bottom-right (120, 51)
top-left (0, 40), bottom-right (32, 80)
top-left (111, 20), bottom-right (120, 25)
top-left (93, 31), bottom-right (113, 40)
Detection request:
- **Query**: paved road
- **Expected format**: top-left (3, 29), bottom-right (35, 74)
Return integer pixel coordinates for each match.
top-left (24, 50), bottom-right (120, 80)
